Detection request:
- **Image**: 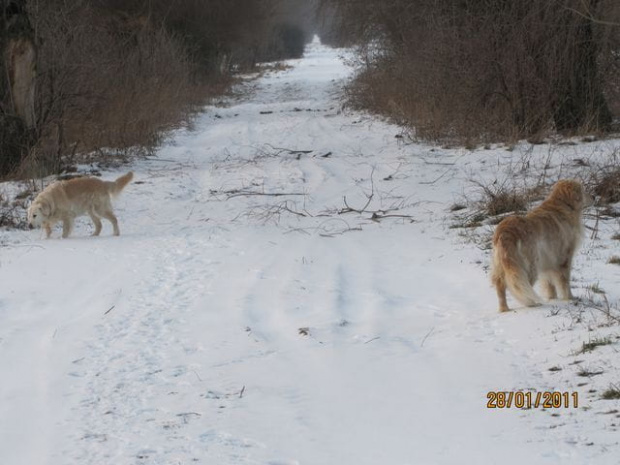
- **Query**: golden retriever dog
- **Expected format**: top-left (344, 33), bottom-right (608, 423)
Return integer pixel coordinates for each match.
top-left (491, 179), bottom-right (592, 312)
top-left (28, 172), bottom-right (133, 238)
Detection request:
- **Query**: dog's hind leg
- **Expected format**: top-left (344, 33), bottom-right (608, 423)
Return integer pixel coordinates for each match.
top-left (492, 273), bottom-right (510, 312)
top-left (100, 209), bottom-right (120, 236)
top-left (541, 274), bottom-right (558, 300)
top-left (495, 281), bottom-right (510, 312)
top-left (89, 211), bottom-right (103, 236)
top-left (545, 269), bottom-right (571, 300)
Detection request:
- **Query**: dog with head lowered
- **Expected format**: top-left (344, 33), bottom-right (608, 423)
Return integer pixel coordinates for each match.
top-left (28, 172), bottom-right (133, 238)
top-left (491, 179), bottom-right (592, 312)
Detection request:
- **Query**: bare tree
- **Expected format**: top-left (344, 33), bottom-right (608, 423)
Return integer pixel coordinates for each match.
top-left (322, 0), bottom-right (620, 142)
top-left (1, 0), bottom-right (36, 175)
top-left (1, 0), bottom-right (318, 179)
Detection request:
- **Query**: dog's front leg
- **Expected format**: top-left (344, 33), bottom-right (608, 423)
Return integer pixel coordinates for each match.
top-left (89, 213), bottom-right (103, 236)
top-left (61, 216), bottom-right (73, 238)
top-left (44, 222), bottom-right (52, 239)
top-left (559, 267), bottom-right (574, 300)
top-left (558, 252), bottom-right (575, 300)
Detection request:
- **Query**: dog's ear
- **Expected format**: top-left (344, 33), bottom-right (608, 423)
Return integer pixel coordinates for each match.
top-left (555, 180), bottom-right (583, 207)
top-left (40, 200), bottom-right (52, 216)
top-left (569, 182), bottom-right (583, 205)
top-left (573, 181), bottom-right (585, 206)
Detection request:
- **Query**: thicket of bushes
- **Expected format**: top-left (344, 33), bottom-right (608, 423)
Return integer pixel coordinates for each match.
top-left (323, 0), bottom-right (620, 145)
top-left (0, 0), bottom-right (315, 179)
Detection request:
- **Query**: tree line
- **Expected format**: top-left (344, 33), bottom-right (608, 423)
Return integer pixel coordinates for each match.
top-left (1, 0), bottom-right (316, 178)
top-left (322, 0), bottom-right (620, 144)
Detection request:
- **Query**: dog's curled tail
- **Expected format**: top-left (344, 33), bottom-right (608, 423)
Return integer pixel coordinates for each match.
top-left (109, 172), bottom-right (134, 197)
top-left (492, 235), bottom-right (542, 309)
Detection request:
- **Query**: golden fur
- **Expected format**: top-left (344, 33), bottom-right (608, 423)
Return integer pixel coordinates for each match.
top-left (491, 179), bottom-right (592, 312)
top-left (28, 172), bottom-right (133, 238)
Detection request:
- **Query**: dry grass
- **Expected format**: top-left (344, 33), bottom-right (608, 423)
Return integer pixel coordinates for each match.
top-left (588, 283), bottom-right (606, 295)
top-left (591, 168), bottom-right (620, 204)
top-left (450, 180), bottom-right (537, 233)
top-left (468, 179), bottom-right (548, 222)
top-left (601, 385), bottom-right (620, 400)
top-left (577, 367), bottom-right (605, 377)
top-left (580, 337), bottom-right (613, 354)
top-left (0, 192), bottom-right (28, 230)
top-left (329, 0), bottom-right (620, 145)
top-left (483, 187), bottom-right (529, 217)
top-left (3, 0), bottom-right (312, 180)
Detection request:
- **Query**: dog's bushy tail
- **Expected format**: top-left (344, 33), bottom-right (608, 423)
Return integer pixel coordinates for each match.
top-left (109, 172), bottom-right (134, 197)
top-left (492, 236), bottom-right (542, 308)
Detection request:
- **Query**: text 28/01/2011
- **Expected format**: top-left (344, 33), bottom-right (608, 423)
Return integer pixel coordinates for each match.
top-left (487, 391), bottom-right (578, 409)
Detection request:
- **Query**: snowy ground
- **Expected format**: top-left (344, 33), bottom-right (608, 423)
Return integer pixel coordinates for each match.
top-left (1, 38), bottom-right (620, 465)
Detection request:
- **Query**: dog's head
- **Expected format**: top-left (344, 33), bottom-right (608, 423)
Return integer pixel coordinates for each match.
top-left (27, 199), bottom-right (51, 229)
top-left (550, 179), bottom-right (593, 211)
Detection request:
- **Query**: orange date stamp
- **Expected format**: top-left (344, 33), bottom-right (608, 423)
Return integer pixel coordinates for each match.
top-left (487, 391), bottom-right (578, 409)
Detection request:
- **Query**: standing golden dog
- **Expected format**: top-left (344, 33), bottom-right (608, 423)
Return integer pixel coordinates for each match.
top-left (28, 172), bottom-right (133, 238)
top-left (491, 179), bottom-right (592, 312)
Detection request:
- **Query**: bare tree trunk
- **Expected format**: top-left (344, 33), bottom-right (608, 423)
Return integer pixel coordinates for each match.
top-left (553, 2), bottom-right (612, 132)
top-left (1, 0), bottom-right (36, 176)
top-left (6, 36), bottom-right (36, 128)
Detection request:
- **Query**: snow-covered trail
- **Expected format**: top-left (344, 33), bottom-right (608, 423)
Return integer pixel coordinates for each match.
top-left (1, 40), bottom-right (618, 465)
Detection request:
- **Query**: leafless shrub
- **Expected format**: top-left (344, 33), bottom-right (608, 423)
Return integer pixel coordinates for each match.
top-left (2, 0), bottom-right (317, 180)
top-left (480, 186), bottom-right (529, 217)
top-left (601, 385), bottom-right (620, 400)
top-left (0, 191), bottom-right (28, 229)
top-left (580, 148), bottom-right (620, 207)
top-left (470, 179), bottom-right (547, 219)
top-left (580, 336), bottom-right (614, 354)
top-left (20, 1), bottom-right (203, 177)
top-left (591, 169), bottom-right (620, 204)
top-left (323, 0), bottom-right (620, 144)
top-left (233, 199), bottom-right (313, 227)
